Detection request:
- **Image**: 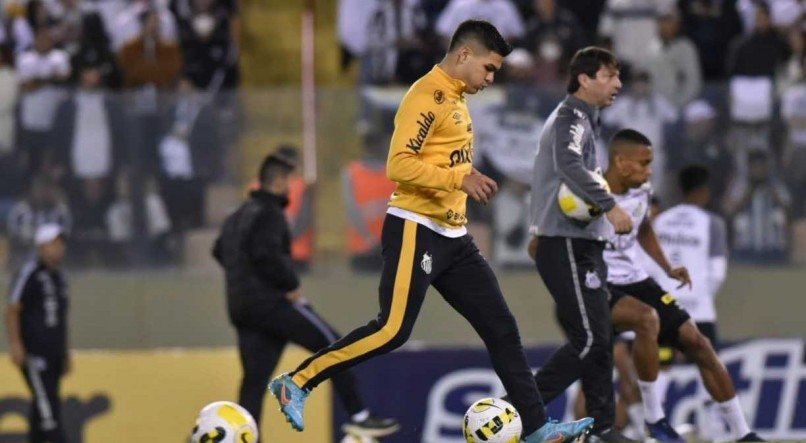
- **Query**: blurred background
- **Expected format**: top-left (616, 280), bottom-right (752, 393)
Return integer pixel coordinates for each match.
top-left (0, 0), bottom-right (803, 441)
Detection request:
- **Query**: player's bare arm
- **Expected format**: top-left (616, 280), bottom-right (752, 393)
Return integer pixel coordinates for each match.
top-left (638, 218), bottom-right (692, 289)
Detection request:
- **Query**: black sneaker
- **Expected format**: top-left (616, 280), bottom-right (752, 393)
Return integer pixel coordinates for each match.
top-left (342, 415), bottom-right (400, 438)
top-left (586, 428), bottom-right (640, 442)
top-left (737, 432), bottom-right (766, 442)
top-left (646, 418), bottom-right (685, 442)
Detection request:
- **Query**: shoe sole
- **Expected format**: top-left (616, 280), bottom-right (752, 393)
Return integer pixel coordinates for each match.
top-left (269, 380), bottom-right (305, 432)
top-left (568, 423), bottom-right (593, 442)
top-left (341, 423), bottom-right (401, 438)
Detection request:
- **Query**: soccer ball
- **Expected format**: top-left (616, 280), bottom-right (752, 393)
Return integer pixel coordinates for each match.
top-left (463, 398), bottom-right (522, 443)
top-left (190, 401), bottom-right (258, 443)
top-left (557, 171), bottom-right (611, 222)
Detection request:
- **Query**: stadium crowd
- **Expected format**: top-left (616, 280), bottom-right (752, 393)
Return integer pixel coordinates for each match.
top-left (0, 0), bottom-right (803, 270)
top-left (341, 0), bottom-right (805, 265)
top-left (0, 0), bottom-right (239, 268)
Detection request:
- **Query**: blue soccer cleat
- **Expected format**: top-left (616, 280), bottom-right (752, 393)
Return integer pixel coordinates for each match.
top-left (646, 418), bottom-right (685, 442)
top-left (521, 417), bottom-right (594, 442)
top-left (268, 372), bottom-right (309, 431)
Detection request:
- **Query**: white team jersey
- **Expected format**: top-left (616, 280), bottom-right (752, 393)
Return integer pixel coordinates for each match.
top-left (604, 184), bottom-right (652, 285)
top-left (649, 204), bottom-right (727, 322)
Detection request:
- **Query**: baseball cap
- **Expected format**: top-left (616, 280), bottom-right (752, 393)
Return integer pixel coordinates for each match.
top-left (34, 223), bottom-right (64, 246)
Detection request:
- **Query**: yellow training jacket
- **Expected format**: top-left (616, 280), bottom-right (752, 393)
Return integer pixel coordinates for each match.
top-left (387, 65), bottom-right (474, 228)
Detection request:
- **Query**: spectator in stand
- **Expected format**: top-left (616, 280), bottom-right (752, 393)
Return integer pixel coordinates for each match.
top-left (473, 49), bottom-right (543, 265)
top-left (726, 1), bottom-right (790, 164)
top-left (723, 150), bottom-right (791, 263)
top-left (520, 0), bottom-right (586, 85)
top-left (342, 128), bottom-right (396, 273)
top-left (16, 27), bottom-right (71, 176)
top-left (156, 78), bottom-right (217, 232)
top-left (51, 63), bottom-right (126, 190)
top-left (737, 0), bottom-right (803, 35)
top-left (11, 0), bottom-right (52, 54)
top-left (338, 0), bottom-right (433, 84)
top-left (597, 0), bottom-right (662, 67)
top-left (0, 46), bottom-right (16, 157)
top-left (601, 70), bottom-right (678, 197)
top-left (779, 24), bottom-right (804, 93)
top-left (118, 9), bottom-right (182, 90)
top-left (273, 146), bottom-right (314, 271)
top-left (727, 1), bottom-right (791, 79)
top-left (781, 57), bottom-right (806, 222)
top-left (394, 0), bottom-right (443, 84)
top-left (0, 45), bottom-right (24, 220)
top-left (70, 12), bottom-right (121, 89)
top-left (47, 0), bottom-right (100, 57)
top-left (679, 0), bottom-right (743, 80)
top-left (171, 0), bottom-right (240, 90)
top-left (680, 100), bottom-right (735, 212)
top-left (118, 8), bottom-right (182, 174)
top-left (6, 175), bottom-right (72, 270)
top-left (436, 0), bottom-right (525, 42)
top-left (110, 0), bottom-right (177, 51)
top-left (647, 4), bottom-right (703, 108)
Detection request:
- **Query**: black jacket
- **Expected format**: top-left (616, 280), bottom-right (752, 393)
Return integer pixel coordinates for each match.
top-left (213, 190), bottom-right (300, 324)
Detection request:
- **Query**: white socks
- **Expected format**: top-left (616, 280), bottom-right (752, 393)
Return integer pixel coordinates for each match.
top-left (628, 403), bottom-right (645, 427)
top-left (718, 396), bottom-right (751, 438)
top-left (627, 403), bottom-right (646, 436)
top-left (351, 409), bottom-right (369, 423)
top-left (638, 379), bottom-right (666, 423)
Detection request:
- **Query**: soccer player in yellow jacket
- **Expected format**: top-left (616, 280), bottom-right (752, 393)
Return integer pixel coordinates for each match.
top-left (270, 20), bottom-right (594, 442)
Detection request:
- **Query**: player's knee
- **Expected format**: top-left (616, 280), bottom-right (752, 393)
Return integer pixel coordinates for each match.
top-left (636, 307), bottom-right (660, 336)
top-left (380, 322), bottom-right (413, 349)
top-left (484, 325), bottom-right (522, 349)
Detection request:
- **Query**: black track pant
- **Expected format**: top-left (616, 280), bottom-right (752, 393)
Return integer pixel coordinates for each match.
top-left (533, 236), bottom-right (615, 433)
top-left (236, 302), bottom-right (364, 427)
top-left (21, 355), bottom-right (65, 443)
top-left (289, 214), bottom-right (547, 434)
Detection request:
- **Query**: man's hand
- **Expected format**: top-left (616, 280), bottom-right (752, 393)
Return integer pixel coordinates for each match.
top-left (667, 266), bottom-right (692, 289)
top-left (10, 342), bottom-right (25, 368)
top-left (461, 169), bottom-right (498, 204)
top-left (286, 290), bottom-right (302, 303)
top-left (527, 236), bottom-right (538, 260)
top-left (606, 205), bottom-right (633, 234)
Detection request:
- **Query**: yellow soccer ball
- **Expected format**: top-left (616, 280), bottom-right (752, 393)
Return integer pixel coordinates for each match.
top-left (190, 401), bottom-right (258, 443)
top-left (557, 172), bottom-right (611, 222)
top-left (463, 398), bottom-right (522, 443)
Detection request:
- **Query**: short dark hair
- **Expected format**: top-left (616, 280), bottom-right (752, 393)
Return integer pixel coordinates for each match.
top-left (448, 20), bottom-right (512, 56)
top-left (567, 47), bottom-right (619, 93)
top-left (258, 150), bottom-right (296, 184)
top-left (679, 165), bottom-right (710, 196)
top-left (610, 128), bottom-right (652, 148)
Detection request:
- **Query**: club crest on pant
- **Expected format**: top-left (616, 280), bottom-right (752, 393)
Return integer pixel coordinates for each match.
top-left (421, 252), bottom-right (432, 275)
top-left (585, 270), bottom-right (601, 289)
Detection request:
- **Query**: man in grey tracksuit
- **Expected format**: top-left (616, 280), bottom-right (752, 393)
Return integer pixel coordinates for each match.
top-left (527, 47), bottom-right (634, 442)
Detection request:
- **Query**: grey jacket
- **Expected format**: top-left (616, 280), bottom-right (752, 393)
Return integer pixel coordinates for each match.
top-left (529, 95), bottom-right (615, 240)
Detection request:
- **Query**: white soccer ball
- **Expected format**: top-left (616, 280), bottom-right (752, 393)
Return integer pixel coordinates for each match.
top-left (557, 172), bottom-right (611, 222)
top-left (190, 401), bottom-right (258, 443)
top-left (463, 398), bottom-right (522, 443)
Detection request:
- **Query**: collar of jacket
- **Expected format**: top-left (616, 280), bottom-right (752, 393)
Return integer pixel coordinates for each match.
top-left (431, 65), bottom-right (466, 95)
top-left (250, 190), bottom-right (289, 208)
top-left (564, 94), bottom-right (601, 127)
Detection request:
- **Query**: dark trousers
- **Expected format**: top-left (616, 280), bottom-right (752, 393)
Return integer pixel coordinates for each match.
top-left (21, 355), bottom-right (65, 443)
top-left (236, 302), bottom-right (364, 427)
top-left (289, 215), bottom-right (546, 434)
top-left (534, 236), bottom-right (614, 432)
